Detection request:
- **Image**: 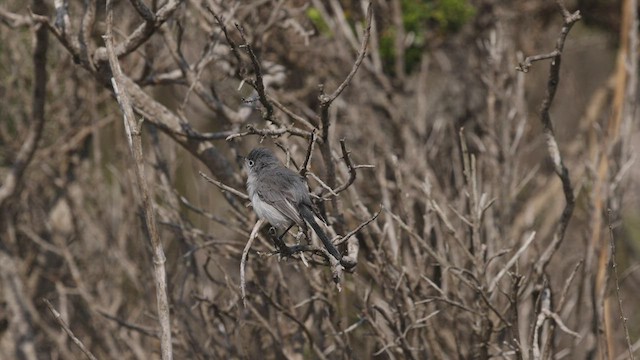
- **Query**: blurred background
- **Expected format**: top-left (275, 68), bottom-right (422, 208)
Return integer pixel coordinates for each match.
top-left (0, 0), bottom-right (638, 358)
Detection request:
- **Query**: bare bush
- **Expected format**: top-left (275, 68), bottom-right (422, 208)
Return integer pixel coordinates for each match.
top-left (0, 0), bottom-right (638, 359)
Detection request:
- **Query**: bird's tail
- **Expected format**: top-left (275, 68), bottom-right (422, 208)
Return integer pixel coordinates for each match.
top-left (299, 206), bottom-right (342, 261)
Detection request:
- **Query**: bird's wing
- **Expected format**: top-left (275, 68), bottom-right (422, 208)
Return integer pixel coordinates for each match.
top-left (255, 170), bottom-right (306, 225)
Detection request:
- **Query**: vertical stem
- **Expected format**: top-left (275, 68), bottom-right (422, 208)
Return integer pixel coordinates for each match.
top-left (103, 1), bottom-right (173, 359)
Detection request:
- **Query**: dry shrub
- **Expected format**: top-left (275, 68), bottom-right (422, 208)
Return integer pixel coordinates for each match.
top-left (0, 0), bottom-right (638, 359)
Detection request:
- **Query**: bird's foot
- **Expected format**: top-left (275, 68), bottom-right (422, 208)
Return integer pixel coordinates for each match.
top-left (268, 228), bottom-right (302, 258)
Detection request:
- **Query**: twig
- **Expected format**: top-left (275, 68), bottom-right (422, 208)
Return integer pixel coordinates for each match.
top-left (79, 0), bottom-right (97, 69)
top-left (531, 286), bottom-right (551, 359)
top-left (97, 310), bottom-right (159, 338)
top-left (173, 129), bottom-right (237, 141)
top-left (43, 299), bottom-right (99, 360)
top-left (0, 0), bottom-right (48, 209)
top-left (519, 2), bottom-right (580, 277)
top-left (319, 2), bottom-right (372, 106)
top-left (317, 3), bottom-right (373, 229)
top-left (241, 219), bottom-right (263, 306)
top-left (386, 208), bottom-right (449, 267)
top-left (103, 1), bottom-right (173, 358)
top-left (178, 193), bottom-right (231, 226)
top-left (557, 260), bottom-right (583, 310)
top-left (94, 0), bottom-right (181, 62)
top-left (307, 171), bottom-right (339, 197)
top-left (607, 209), bottom-right (635, 360)
top-left (333, 139), bottom-right (358, 194)
top-left (269, 95), bottom-right (316, 130)
top-left (210, 10), bottom-right (244, 77)
top-left (0, 7), bottom-right (32, 28)
top-left (256, 285), bottom-right (329, 360)
top-left (225, 123), bottom-right (313, 141)
top-left (199, 171), bottom-right (249, 200)
top-left (235, 23), bottom-right (275, 122)
top-left (335, 207), bottom-right (381, 246)
top-left (488, 231), bottom-right (536, 293)
top-left (129, 0), bottom-right (156, 22)
top-left (300, 131), bottom-right (317, 176)
top-left (542, 309), bottom-right (581, 339)
top-left (515, 51), bottom-right (558, 73)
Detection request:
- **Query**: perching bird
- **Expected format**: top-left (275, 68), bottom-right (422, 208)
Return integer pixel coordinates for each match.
top-left (244, 147), bottom-right (342, 262)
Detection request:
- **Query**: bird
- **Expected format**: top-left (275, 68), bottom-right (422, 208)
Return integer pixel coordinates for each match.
top-left (244, 147), bottom-right (342, 263)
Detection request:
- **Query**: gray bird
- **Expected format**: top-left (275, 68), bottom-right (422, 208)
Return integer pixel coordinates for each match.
top-left (244, 147), bottom-right (342, 262)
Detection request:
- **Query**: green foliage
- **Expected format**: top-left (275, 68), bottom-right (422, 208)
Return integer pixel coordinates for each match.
top-left (381, 0), bottom-right (475, 74)
top-left (306, 7), bottom-right (332, 37)
top-left (430, 0), bottom-right (476, 32)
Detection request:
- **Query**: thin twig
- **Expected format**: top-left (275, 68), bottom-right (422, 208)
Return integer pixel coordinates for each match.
top-left (300, 131), bottom-right (317, 176)
top-left (531, 287), bottom-right (551, 359)
top-left (333, 139), bottom-right (358, 194)
top-left (199, 171), bottom-right (249, 200)
top-left (557, 260), bottom-right (583, 310)
top-left (256, 285), bottom-right (329, 360)
top-left (235, 23), bottom-right (275, 122)
top-left (607, 209), bottom-right (635, 360)
top-left (241, 219), bottom-right (263, 306)
top-left (97, 309), bottom-right (159, 338)
top-left (225, 124), bottom-right (313, 141)
top-left (520, 2), bottom-right (580, 277)
top-left (308, 171), bottom-right (339, 197)
top-left (210, 9), bottom-right (244, 77)
top-left (334, 207), bottom-right (381, 246)
top-left (542, 309), bottom-right (581, 339)
top-left (79, 0), bottom-right (97, 69)
top-left (94, 0), bottom-right (181, 62)
top-left (488, 232), bottom-right (536, 293)
top-left (317, 3), bottom-right (373, 230)
top-left (0, 0), bottom-right (48, 209)
top-left (43, 299), bottom-right (99, 360)
top-left (319, 2), bottom-right (373, 106)
top-left (269, 95), bottom-right (316, 130)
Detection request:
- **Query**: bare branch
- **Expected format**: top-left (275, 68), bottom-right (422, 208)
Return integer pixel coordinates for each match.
top-left (335, 207), bottom-right (381, 246)
top-left (0, 0), bottom-right (48, 209)
top-left (488, 232), bottom-right (536, 293)
top-left (199, 171), bottom-right (249, 200)
top-left (103, 1), bottom-right (173, 358)
top-left (607, 209), bottom-right (635, 360)
top-left (333, 139), bottom-right (358, 194)
top-left (43, 299), bottom-right (99, 360)
top-left (319, 2), bottom-right (373, 107)
top-left (519, 5), bottom-right (580, 277)
top-left (94, 0), bottom-right (181, 62)
top-left (210, 10), bottom-right (244, 77)
top-left (225, 123), bottom-right (313, 141)
top-left (241, 219), bottom-right (263, 306)
top-left (235, 23), bottom-right (275, 122)
top-left (269, 95), bottom-right (317, 130)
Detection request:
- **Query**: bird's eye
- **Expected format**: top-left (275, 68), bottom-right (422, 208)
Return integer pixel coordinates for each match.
top-left (247, 160), bottom-right (254, 167)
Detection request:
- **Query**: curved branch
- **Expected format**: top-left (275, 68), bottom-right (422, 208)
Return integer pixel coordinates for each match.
top-left (0, 0), bottom-right (48, 209)
top-left (517, 2), bottom-right (580, 277)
